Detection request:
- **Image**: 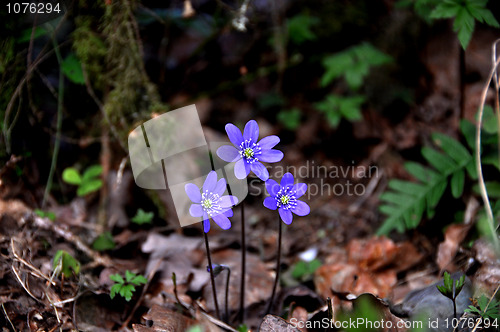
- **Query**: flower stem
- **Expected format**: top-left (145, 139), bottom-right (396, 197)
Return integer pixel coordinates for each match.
top-left (204, 230), bottom-right (220, 320)
top-left (238, 202), bottom-right (246, 323)
top-left (225, 266), bottom-right (230, 322)
top-left (266, 216), bottom-right (282, 314)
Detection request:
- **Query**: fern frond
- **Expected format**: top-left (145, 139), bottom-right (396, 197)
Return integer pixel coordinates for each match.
top-left (377, 133), bottom-right (473, 235)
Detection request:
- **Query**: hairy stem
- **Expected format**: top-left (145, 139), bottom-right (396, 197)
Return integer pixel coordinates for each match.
top-left (266, 216), bottom-right (282, 314)
top-left (204, 230), bottom-right (221, 319)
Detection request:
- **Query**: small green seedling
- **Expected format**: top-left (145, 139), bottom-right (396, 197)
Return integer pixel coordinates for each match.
top-left (436, 272), bottom-right (466, 318)
top-left (110, 270), bottom-right (147, 301)
top-left (291, 258), bottom-right (322, 282)
top-left (34, 209), bottom-right (56, 221)
top-left (131, 208), bottom-right (154, 225)
top-left (92, 232), bottom-right (115, 251)
top-left (52, 250), bottom-right (80, 278)
top-left (465, 294), bottom-right (500, 320)
top-left (62, 165), bottom-right (103, 196)
top-left (237, 324), bottom-right (248, 332)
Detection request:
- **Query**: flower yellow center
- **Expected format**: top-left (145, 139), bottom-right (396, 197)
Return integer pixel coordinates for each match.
top-left (243, 147), bottom-right (254, 158)
top-left (280, 195), bottom-right (290, 205)
top-left (202, 199), bottom-right (212, 209)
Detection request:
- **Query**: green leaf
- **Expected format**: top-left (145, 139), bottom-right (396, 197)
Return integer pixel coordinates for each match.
top-left (110, 273), bottom-right (124, 284)
top-left (92, 232), bottom-right (115, 251)
top-left (291, 261), bottom-right (308, 279)
top-left (61, 53), bottom-right (85, 85)
top-left (308, 259), bottom-right (322, 274)
top-left (62, 168), bottom-right (82, 185)
top-left (125, 270), bottom-right (135, 283)
top-left (34, 209), bottom-right (56, 221)
top-left (450, 170), bottom-right (465, 198)
top-left (77, 179), bottom-right (102, 196)
top-left (277, 108), bottom-right (302, 130)
top-left (430, 1), bottom-right (461, 19)
top-left (81, 165), bottom-right (103, 182)
top-left (321, 43), bottom-right (391, 90)
top-left (17, 26), bottom-right (48, 44)
top-left (378, 132), bottom-right (473, 234)
top-left (454, 6), bottom-right (475, 49)
top-left (131, 209), bottom-right (154, 225)
top-left (120, 284), bottom-right (136, 301)
top-left (130, 274), bottom-right (148, 286)
top-left (110, 283), bottom-right (121, 299)
top-left (287, 14), bottom-right (319, 45)
top-left (52, 250), bottom-right (80, 278)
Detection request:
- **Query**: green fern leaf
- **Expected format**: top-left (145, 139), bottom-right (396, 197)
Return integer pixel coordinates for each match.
top-left (378, 133), bottom-right (473, 235)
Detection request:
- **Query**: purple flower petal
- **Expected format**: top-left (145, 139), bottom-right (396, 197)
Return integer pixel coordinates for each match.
top-left (293, 200), bottom-right (310, 216)
top-left (293, 183), bottom-right (307, 198)
top-left (223, 209), bottom-right (233, 218)
top-left (203, 171), bottom-right (217, 193)
top-left (250, 162), bottom-right (269, 181)
top-left (265, 179), bottom-right (280, 197)
top-left (185, 183), bottom-right (201, 203)
top-left (219, 195), bottom-right (238, 208)
top-left (259, 149), bottom-right (283, 163)
top-left (189, 204), bottom-right (204, 217)
top-left (279, 207), bottom-right (293, 225)
top-left (225, 123), bottom-right (244, 147)
top-left (203, 219), bottom-right (210, 233)
top-left (217, 145), bottom-right (240, 162)
top-left (213, 213), bottom-right (231, 230)
top-left (258, 135), bottom-right (280, 150)
top-left (281, 172), bottom-right (294, 188)
top-left (214, 178), bottom-right (227, 196)
top-left (243, 120), bottom-right (259, 142)
top-left (235, 159), bottom-right (250, 179)
top-left (263, 197), bottom-right (278, 210)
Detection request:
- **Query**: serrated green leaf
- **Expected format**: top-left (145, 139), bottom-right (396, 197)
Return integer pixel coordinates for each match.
top-left (430, 1), bottom-right (461, 19)
top-left (287, 14), bottom-right (319, 45)
top-left (61, 53), bottom-right (85, 85)
top-left (455, 7), bottom-right (475, 49)
top-left (77, 179), bottom-right (102, 196)
top-left (62, 168), bottom-right (82, 185)
top-left (110, 283), bottom-right (121, 299)
top-left (120, 284), bottom-right (135, 301)
top-left (82, 165), bottom-right (103, 182)
top-left (131, 209), bottom-right (154, 225)
top-left (110, 273), bottom-right (124, 284)
top-left (125, 270), bottom-right (135, 283)
top-left (131, 274), bottom-right (148, 286)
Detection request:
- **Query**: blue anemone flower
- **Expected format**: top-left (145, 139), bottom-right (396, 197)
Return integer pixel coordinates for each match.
top-left (216, 120), bottom-right (284, 181)
top-left (263, 172), bottom-right (310, 225)
top-left (185, 171), bottom-right (238, 233)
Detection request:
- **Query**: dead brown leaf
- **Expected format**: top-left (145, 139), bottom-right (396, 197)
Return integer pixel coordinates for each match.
top-left (436, 223), bottom-right (472, 271)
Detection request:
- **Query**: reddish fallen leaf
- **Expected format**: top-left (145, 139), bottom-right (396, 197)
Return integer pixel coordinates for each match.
top-left (315, 236), bottom-right (421, 302)
top-left (436, 223), bottom-right (471, 271)
top-left (133, 304), bottom-right (196, 332)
